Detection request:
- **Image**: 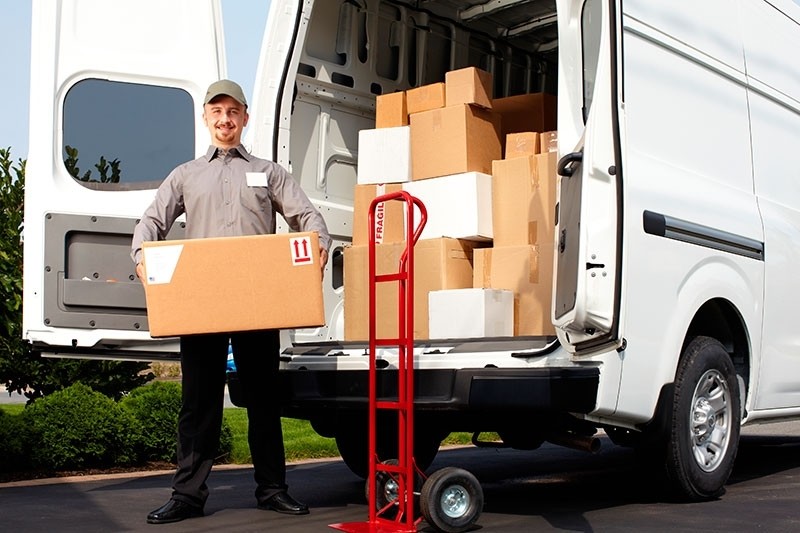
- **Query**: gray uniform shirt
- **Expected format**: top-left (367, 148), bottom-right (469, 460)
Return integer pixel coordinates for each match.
top-left (131, 145), bottom-right (331, 265)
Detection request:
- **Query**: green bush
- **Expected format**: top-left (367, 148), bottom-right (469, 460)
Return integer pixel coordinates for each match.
top-left (0, 409), bottom-right (31, 472)
top-left (22, 383), bottom-right (142, 470)
top-left (121, 381), bottom-right (181, 462)
top-left (121, 380), bottom-right (233, 464)
top-left (218, 417), bottom-right (234, 463)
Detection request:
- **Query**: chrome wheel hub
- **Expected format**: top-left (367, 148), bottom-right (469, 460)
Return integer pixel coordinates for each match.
top-left (690, 369), bottom-right (732, 472)
top-left (440, 484), bottom-right (469, 518)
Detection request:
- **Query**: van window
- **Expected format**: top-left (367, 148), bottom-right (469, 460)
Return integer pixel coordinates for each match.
top-left (62, 79), bottom-right (194, 190)
top-left (581, 0), bottom-right (603, 123)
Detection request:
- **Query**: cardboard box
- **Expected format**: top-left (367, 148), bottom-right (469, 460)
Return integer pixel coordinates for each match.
top-left (540, 130), bottom-right (558, 153)
top-left (493, 93), bottom-right (557, 138)
top-left (376, 91), bottom-right (408, 128)
top-left (344, 238), bottom-right (478, 340)
top-left (492, 152), bottom-right (558, 247)
top-left (352, 183), bottom-right (406, 246)
top-left (505, 132), bottom-right (540, 159)
top-left (428, 288), bottom-right (513, 339)
top-left (445, 67), bottom-right (492, 109)
top-left (142, 233), bottom-right (324, 337)
top-left (406, 82), bottom-right (446, 115)
top-left (410, 104), bottom-right (501, 181)
top-left (357, 126), bottom-right (412, 184)
top-left (403, 172), bottom-right (492, 241)
top-left (473, 245), bottom-right (556, 336)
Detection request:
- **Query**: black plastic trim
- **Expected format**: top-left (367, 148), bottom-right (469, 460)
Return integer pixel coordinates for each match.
top-left (643, 210), bottom-right (764, 261)
top-left (258, 366), bottom-right (600, 416)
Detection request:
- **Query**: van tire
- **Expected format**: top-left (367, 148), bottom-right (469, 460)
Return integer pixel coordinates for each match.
top-left (665, 336), bottom-right (741, 501)
top-left (335, 419), bottom-right (441, 479)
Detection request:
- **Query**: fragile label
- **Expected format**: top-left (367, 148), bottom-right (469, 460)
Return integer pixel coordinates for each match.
top-left (143, 244), bottom-right (184, 285)
top-left (373, 201), bottom-right (386, 243)
top-left (290, 236), bottom-right (314, 266)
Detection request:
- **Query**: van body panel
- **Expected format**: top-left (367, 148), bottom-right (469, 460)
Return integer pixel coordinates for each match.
top-left (742, 0), bottom-right (800, 410)
top-left (610, 3), bottom-right (765, 422)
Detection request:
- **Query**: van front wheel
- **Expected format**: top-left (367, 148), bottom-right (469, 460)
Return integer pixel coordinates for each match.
top-left (666, 336), bottom-right (741, 501)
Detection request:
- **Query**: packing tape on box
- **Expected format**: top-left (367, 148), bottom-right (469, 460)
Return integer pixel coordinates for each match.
top-left (481, 249), bottom-right (492, 285)
top-left (529, 247), bottom-right (539, 284)
top-left (528, 221), bottom-right (538, 245)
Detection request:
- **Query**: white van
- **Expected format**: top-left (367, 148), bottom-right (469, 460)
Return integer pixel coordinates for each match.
top-left (23, 0), bottom-right (800, 501)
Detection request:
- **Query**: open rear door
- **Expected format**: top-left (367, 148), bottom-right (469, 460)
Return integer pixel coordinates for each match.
top-left (553, 0), bottom-right (624, 354)
top-left (22, 0), bottom-right (224, 359)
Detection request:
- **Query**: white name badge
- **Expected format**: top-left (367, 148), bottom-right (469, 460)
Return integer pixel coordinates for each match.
top-left (246, 172), bottom-right (268, 187)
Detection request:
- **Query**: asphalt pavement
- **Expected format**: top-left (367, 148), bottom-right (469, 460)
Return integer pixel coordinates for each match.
top-left (3, 424), bottom-right (800, 532)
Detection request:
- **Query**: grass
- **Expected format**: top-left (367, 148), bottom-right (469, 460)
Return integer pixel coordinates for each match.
top-left (0, 404), bottom-right (24, 416)
top-left (223, 408), bottom-right (481, 464)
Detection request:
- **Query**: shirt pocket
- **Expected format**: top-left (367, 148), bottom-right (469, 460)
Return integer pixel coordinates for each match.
top-left (241, 185), bottom-right (272, 214)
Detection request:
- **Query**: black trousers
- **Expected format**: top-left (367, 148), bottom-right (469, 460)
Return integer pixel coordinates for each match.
top-left (171, 330), bottom-right (286, 508)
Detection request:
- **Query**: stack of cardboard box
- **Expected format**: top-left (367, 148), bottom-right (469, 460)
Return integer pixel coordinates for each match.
top-left (346, 66), bottom-right (558, 340)
top-left (474, 134), bottom-right (559, 337)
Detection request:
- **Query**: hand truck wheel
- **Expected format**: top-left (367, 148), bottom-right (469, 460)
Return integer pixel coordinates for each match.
top-left (420, 467), bottom-right (483, 533)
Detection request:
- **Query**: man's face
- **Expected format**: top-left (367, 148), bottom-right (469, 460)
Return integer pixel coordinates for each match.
top-left (203, 95), bottom-right (249, 149)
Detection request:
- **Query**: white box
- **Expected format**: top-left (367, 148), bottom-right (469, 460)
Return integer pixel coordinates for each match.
top-left (403, 172), bottom-right (492, 241)
top-left (357, 126), bottom-right (412, 184)
top-left (428, 288), bottom-right (513, 339)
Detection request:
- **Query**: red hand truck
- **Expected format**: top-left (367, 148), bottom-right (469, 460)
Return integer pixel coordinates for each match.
top-left (331, 191), bottom-right (483, 533)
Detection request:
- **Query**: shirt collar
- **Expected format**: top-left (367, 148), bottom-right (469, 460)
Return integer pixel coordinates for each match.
top-left (205, 144), bottom-right (252, 162)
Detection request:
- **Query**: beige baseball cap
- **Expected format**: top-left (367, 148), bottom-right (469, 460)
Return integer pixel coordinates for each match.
top-left (204, 79), bottom-right (247, 106)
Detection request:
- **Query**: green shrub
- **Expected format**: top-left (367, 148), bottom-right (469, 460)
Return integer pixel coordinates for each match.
top-left (120, 381), bottom-right (181, 462)
top-left (22, 383), bottom-right (142, 470)
top-left (0, 409), bottom-right (31, 472)
top-left (218, 418), bottom-right (234, 463)
top-left (121, 380), bottom-right (233, 464)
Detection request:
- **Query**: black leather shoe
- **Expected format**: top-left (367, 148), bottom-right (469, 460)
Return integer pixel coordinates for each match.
top-left (257, 492), bottom-right (310, 515)
top-left (146, 499), bottom-right (204, 524)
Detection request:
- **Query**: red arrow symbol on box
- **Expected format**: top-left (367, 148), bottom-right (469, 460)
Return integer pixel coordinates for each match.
top-left (292, 237), bottom-right (312, 264)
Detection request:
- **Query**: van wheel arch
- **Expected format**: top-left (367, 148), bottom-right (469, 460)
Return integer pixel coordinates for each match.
top-left (685, 298), bottom-right (750, 397)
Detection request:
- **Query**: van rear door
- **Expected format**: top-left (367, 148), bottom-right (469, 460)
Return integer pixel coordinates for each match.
top-left (22, 0), bottom-right (224, 359)
top-left (553, 0), bottom-right (624, 354)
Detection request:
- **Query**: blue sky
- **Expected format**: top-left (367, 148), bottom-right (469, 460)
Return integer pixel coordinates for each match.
top-left (0, 0), bottom-right (270, 161)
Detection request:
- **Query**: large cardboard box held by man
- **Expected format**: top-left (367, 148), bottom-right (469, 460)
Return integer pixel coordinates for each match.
top-left (142, 233), bottom-right (324, 337)
top-left (344, 238), bottom-right (478, 340)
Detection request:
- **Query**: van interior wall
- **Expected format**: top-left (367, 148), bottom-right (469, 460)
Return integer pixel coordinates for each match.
top-left (289, 0), bottom-right (559, 232)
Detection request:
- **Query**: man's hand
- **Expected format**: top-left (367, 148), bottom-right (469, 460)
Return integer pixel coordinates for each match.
top-left (320, 248), bottom-right (329, 278)
top-left (136, 262), bottom-right (145, 283)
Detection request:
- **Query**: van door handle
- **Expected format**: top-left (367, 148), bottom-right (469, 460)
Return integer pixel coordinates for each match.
top-left (558, 151), bottom-right (583, 177)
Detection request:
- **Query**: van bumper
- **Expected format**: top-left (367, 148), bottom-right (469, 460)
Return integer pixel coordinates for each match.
top-left (229, 366), bottom-right (599, 416)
